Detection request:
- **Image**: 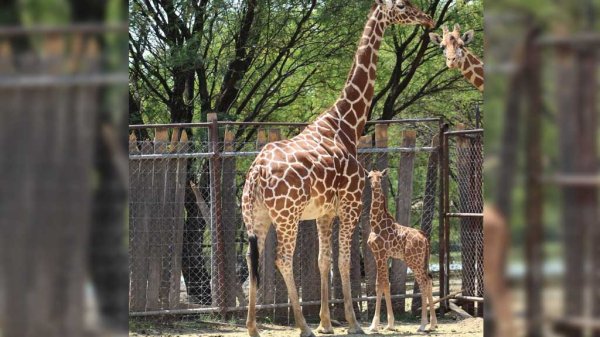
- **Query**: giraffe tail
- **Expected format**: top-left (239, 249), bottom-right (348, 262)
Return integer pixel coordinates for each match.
top-left (424, 235), bottom-right (433, 280)
top-left (245, 166), bottom-right (261, 288)
top-left (248, 234), bottom-right (260, 287)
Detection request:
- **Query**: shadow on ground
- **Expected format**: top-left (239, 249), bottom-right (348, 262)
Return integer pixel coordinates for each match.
top-left (130, 317), bottom-right (482, 337)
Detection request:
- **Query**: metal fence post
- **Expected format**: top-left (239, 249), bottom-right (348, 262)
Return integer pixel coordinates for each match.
top-left (438, 123), bottom-right (449, 315)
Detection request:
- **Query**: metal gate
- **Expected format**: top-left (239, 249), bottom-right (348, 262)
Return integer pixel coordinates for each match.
top-left (440, 127), bottom-right (484, 316)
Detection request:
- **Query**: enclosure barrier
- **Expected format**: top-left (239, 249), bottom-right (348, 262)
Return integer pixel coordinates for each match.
top-left (440, 126), bottom-right (484, 317)
top-left (128, 117), bottom-right (483, 324)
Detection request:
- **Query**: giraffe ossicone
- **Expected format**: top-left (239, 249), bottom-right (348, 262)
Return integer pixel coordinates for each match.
top-left (366, 170), bottom-right (437, 333)
top-left (241, 2), bottom-right (434, 337)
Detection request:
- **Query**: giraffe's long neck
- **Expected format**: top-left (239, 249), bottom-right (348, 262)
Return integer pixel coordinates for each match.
top-left (458, 48), bottom-right (484, 92)
top-left (370, 184), bottom-right (392, 232)
top-left (313, 6), bottom-right (387, 150)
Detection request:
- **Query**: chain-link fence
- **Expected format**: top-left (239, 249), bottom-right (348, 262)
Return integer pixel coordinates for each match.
top-left (440, 128), bottom-right (484, 317)
top-left (128, 118), bottom-right (483, 325)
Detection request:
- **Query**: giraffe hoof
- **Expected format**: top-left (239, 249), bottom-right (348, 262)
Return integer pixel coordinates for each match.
top-left (347, 327), bottom-right (365, 335)
top-left (417, 325), bottom-right (426, 333)
top-left (317, 325), bottom-right (335, 334)
top-left (300, 331), bottom-right (316, 337)
top-left (248, 329), bottom-right (261, 337)
top-left (383, 325), bottom-right (395, 331)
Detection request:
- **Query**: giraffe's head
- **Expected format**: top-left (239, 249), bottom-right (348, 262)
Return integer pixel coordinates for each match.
top-left (429, 24), bottom-right (475, 69)
top-left (375, 0), bottom-right (435, 29)
top-left (368, 169), bottom-right (388, 190)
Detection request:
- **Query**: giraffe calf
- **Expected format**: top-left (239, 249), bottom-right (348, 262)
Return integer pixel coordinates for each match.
top-left (366, 169), bottom-right (437, 332)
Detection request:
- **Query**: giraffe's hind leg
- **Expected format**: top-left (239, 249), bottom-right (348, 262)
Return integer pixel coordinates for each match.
top-left (245, 217), bottom-right (270, 337)
top-left (414, 271), bottom-right (430, 333)
top-left (427, 275), bottom-right (437, 330)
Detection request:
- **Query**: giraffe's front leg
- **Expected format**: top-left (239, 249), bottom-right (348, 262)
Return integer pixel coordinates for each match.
top-left (382, 280), bottom-right (395, 331)
top-left (368, 255), bottom-right (387, 332)
top-left (338, 202), bottom-right (364, 334)
top-left (274, 220), bottom-right (315, 337)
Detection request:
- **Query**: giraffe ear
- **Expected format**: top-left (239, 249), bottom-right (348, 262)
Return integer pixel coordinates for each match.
top-left (381, 168), bottom-right (389, 177)
top-left (461, 30), bottom-right (475, 45)
top-left (375, 0), bottom-right (393, 8)
top-left (429, 33), bottom-right (442, 45)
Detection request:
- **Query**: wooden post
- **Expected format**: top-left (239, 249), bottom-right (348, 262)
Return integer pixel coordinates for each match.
top-left (524, 34), bottom-right (543, 337)
top-left (146, 128), bottom-right (168, 309)
top-left (129, 133), bottom-right (149, 311)
top-left (374, 125), bottom-right (397, 314)
top-left (393, 130), bottom-right (416, 314)
top-left (359, 135), bottom-right (376, 318)
top-left (173, 131), bottom-right (188, 308)
top-left (577, 47), bottom-right (600, 337)
top-left (208, 113), bottom-right (227, 316)
top-left (299, 219), bottom-right (320, 320)
top-left (222, 128), bottom-right (240, 311)
top-left (412, 133), bottom-right (440, 314)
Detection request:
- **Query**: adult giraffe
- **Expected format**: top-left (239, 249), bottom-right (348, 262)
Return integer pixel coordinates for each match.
top-left (242, 2), bottom-right (434, 337)
top-left (429, 24), bottom-right (484, 91)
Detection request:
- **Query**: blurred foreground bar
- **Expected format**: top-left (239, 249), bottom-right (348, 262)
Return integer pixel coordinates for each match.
top-left (485, 1), bottom-right (599, 337)
top-left (0, 18), bottom-right (127, 337)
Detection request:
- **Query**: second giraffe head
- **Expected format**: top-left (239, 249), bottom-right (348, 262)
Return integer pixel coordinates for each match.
top-left (368, 169), bottom-right (389, 188)
top-left (375, 0), bottom-right (435, 28)
top-left (429, 24), bottom-right (475, 69)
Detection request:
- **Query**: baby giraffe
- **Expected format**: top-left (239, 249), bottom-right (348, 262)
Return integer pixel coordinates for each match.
top-left (367, 169), bottom-right (437, 332)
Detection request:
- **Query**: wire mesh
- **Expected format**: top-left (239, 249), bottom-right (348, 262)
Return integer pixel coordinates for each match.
top-left (128, 119), bottom-right (460, 326)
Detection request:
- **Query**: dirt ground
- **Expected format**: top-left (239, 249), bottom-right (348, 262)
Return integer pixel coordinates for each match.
top-left (130, 316), bottom-right (483, 337)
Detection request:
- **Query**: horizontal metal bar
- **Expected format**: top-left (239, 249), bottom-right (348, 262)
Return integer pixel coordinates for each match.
top-left (545, 315), bottom-right (600, 330)
top-left (444, 129), bottom-right (484, 136)
top-left (128, 118), bottom-right (442, 130)
top-left (129, 292), bottom-right (440, 317)
top-left (360, 146), bottom-right (437, 154)
top-left (0, 73), bottom-right (128, 88)
top-left (129, 152), bottom-right (214, 160)
top-left (129, 123), bottom-right (211, 130)
top-left (446, 212), bottom-right (484, 218)
top-left (536, 33), bottom-right (600, 47)
top-left (541, 174), bottom-right (600, 187)
top-left (0, 24), bottom-right (128, 36)
top-left (367, 117), bottom-right (442, 124)
top-left (128, 146), bottom-right (438, 160)
top-left (454, 295), bottom-right (484, 303)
